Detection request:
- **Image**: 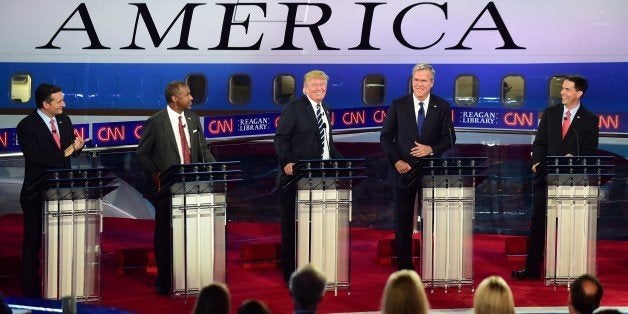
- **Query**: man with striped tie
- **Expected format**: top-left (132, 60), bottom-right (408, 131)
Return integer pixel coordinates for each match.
top-left (17, 83), bottom-right (86, 297)
top-left (274, 70), bottom-right (344, 284)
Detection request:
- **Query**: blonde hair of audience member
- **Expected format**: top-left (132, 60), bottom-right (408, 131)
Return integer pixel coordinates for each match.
top-left (473, 276), bottom-right (515, 314)
top-left (381, 270), bottom-right (429, 314)
top-left (193, 282), bottom-right (230, 314)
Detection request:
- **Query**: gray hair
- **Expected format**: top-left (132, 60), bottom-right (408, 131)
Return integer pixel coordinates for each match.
top-left (412, 63), bottom-right (435, 81)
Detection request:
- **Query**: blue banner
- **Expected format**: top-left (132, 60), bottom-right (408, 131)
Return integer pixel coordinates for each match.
top-left (1, 108), bottom-right (626, 153)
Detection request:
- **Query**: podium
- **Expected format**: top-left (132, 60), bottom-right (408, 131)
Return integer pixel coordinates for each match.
top-left (282, 159), bottom-right (365, 294)
top-left (160, 161), bottom-right (240, 297)
top-left (39, 168), bottom-right (116, 301)
top-left (416, 157), bottom-right (487, 290)
top-left (541, 156), bottom-right (613, 286)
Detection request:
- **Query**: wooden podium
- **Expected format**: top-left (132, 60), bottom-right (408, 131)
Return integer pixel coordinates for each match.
top-left (542, 156), bottom-right (613, 286)
top-left (40, 168), bottom-right (116, 301)
top-left (160, 161), bottom-right (240, 297)
top-left (413, 157), bottom-right (487, 291)
top-left (282, 159), bottom-right (365, 295)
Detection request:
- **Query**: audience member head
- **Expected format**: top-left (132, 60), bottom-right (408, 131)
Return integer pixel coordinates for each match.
top-left (596, 309), bottom-right (621, 314)
top-left (289, 263), bottom-right (327, 312)
top-left (193, 282), bottom-right (230, 314)
top-left (473, 275), bottom-right (515, 314)
top-left (237, 299), bottom-right (271, 314)
top-left (569, 274), bottom-right (603, 314)
top-left (380, 269), bottom-right (429, 314)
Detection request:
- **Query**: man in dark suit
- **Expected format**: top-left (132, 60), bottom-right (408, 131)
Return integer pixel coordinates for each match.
top-left (380, 63), bottom-right (455, 270)
top-left (274, 70), bottom-right (343, 283)
top-left (137, 81), bottom-right (215, 295)
top-left (512, 75), bottom-right (599, 279)
top-left (17, 83), bottom-right (86, 298)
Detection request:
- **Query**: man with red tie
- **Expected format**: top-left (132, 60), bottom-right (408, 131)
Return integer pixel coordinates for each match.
top-left (137, 81), bottom-right (215, 295)
top-left (17, 83), bottom-right (86, 297)
top-left (512, 75), bottom-right (599, 279)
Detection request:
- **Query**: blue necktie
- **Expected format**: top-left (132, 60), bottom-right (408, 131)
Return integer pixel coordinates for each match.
top-left (417, 102), bottom-right (425, 136)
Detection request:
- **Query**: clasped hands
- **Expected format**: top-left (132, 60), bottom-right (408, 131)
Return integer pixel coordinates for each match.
top-left (63, 137), bottom-right (89, 157)
top-left (395, 142), bottom-right (433, 174)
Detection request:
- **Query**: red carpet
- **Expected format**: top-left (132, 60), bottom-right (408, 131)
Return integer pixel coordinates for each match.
top-left (0, 214), bottom-right (626, 313)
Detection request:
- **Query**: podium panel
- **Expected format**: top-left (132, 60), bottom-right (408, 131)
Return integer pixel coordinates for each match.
top-left (545, 183), bottom-right (598, 285)
top-left (421, 185), bottom-right (474, 288)
top-left (172, 192), bottom-right (226, 295)
top-left (43, 199), bottom-right (101, 301)
top-left (541, 156), bottom-right (613, 286)
top-left (297, 189), bottom-right (351, 293)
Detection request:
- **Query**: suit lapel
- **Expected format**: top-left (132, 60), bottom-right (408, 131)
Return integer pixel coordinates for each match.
top-left (186, 114), bottom-right (197, 161)
top-left (160, 111), bottom-right (180, 157)
top-left (303, 96), bottom-right (318, 127)
top-left (37, 113), bottom-right (61, 150)
top-left (422, 97), bottom-right (440, 135)
top-left (402, 97), bottom-right (420, 138)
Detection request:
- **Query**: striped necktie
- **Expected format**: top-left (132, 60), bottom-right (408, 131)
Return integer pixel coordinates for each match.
top-left (316, 104), bottom-right (326, 157)
top-left (178, 116), bottom-right (191, 164)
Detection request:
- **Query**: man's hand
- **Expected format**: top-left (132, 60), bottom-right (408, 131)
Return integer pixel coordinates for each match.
top-left (531, 162), bottom-right (540, 173)
top-left (152, 172), bottom-right (161, 191)
top-left (410, 142), bottom-right (433, 158)
top-left (394, 160), bottom-right (411, 174)
top-left (283, 162), bottom-right (295, 175)
top-left (63, 137), bottom-right (89, 157)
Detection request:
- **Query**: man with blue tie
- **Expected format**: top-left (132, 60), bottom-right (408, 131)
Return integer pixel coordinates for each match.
top-left (380, 63), bottom-right (455, 270)
top-left (17, 83), bottom-right (86, 297)
top-left (512, 75), bottom-right (599, 279)
top-left (274, 70), bottom-right (344, 283)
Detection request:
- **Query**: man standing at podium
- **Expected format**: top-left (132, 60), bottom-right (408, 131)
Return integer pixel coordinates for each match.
top-left (380, 63), bottom-right (455, 270)
top-left (512, 75), bottom-right (599, 280)
top-left (274, 70), bottom-right (343, 284)
top-left (137, 81), bottom-right (215, 295)
top-left (17, 83), bottom-right (86, 297)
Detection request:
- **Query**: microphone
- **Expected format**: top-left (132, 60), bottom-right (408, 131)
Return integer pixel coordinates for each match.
top-left (448, 125), bottom-right (455, 160)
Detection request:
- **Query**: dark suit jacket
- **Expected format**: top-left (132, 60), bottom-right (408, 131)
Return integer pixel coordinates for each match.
top-left (380, 93), bottom-right (455, 188)
top-left (274, 95), bottom-right (343, 169)
top-left (532, 104), bottom-right (599, 166)
top-left (136, 108), bottom-right (215, 191)
top-left (17, 111), bottom-right (78, 201)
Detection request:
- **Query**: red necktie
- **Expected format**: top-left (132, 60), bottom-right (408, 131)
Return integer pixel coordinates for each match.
top-left (178, 116), bottom-right (191, 164)
top-left (50, 119), bottom-right (61, 149)
top-left (562, 111), bottom-right (571, 139)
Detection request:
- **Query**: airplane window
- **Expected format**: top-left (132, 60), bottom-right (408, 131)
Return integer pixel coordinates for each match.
top-left (363, 74), bottom-right (386, 106)
top-left (501, 75), bottom-right (525, 107)
top-left (11, 74), bottom-right (32, 103)
top-left (273, 75), bottom-right (295, 105)
top-left (229, 74), bottom-right (251, 105)
top-left (455, 75), bottom-right (478, 106)
top-left (186, 74), bottom-right (207, 105)
top-left (548, 76), bottom-right (566, 107)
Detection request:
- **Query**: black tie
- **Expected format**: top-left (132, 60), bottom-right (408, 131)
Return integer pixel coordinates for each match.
top-left (316, 104), bottom-right (325, 156)
top-left (417, 102), bottom-right (425, 136)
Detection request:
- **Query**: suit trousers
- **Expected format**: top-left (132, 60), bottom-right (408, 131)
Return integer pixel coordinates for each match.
top-left (21, 196), bottom-right (43, 298)
top-left (151, 194), bottom-right (172, 291)
top-left (526, 176), bottom-right (547, 273)
top-left (280, 186), bottom-right (297, 284)
top-left (393, 187), bottom-right (418, 270)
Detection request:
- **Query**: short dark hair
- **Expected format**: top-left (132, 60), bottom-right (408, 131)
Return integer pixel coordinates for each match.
top-left (565, 75), bottom-right (588, 95)
top-left (289, 264), bottom-right (326, 310)
top-left (165, 81), bottom-right (187, 104)
top-left (194, 283), bottom-right (230, 314)
top-left (35, 83), bottom-right (62, 109)
top-left (570, 274), bottom-right (603, 314)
